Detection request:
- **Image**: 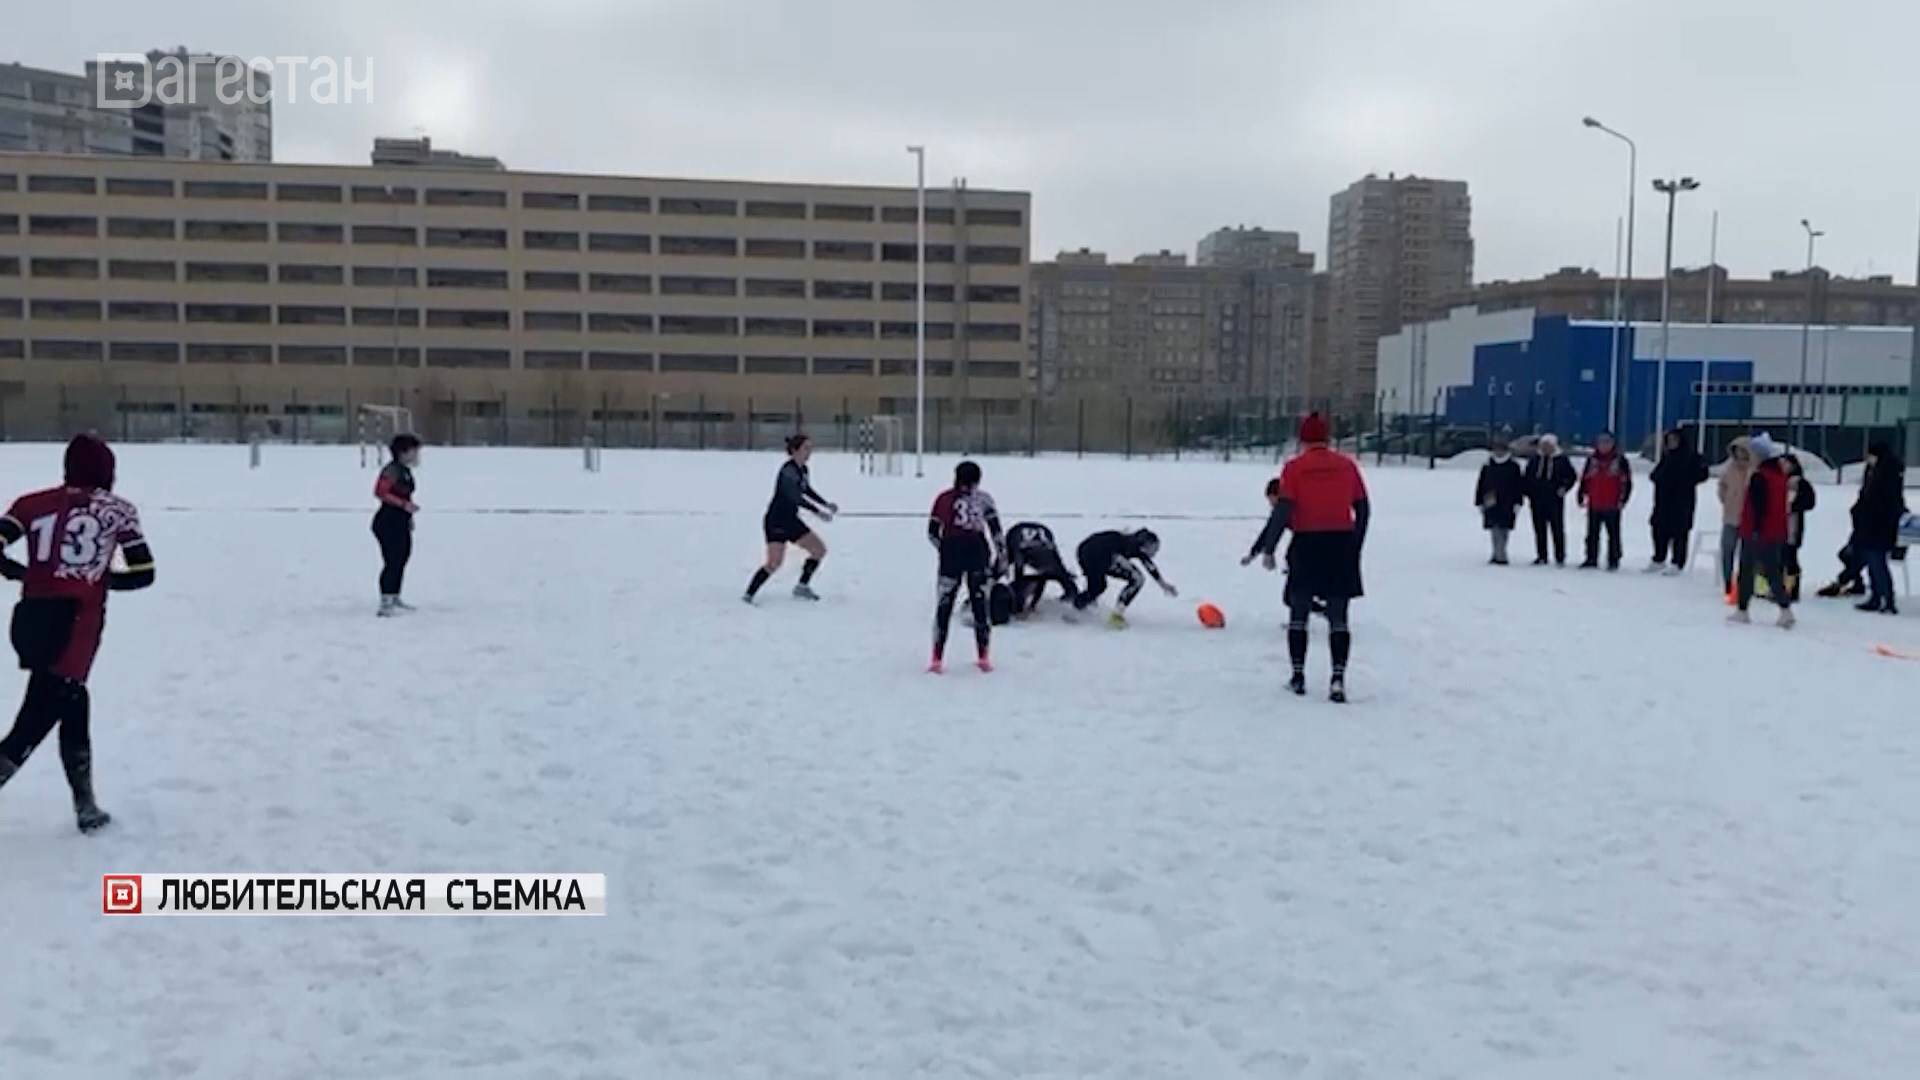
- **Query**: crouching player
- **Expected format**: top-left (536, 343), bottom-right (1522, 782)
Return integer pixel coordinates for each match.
top-left (1005, 521), bottom-right (1079, 617)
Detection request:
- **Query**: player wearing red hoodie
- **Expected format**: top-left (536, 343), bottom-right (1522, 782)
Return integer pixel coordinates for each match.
top-left (0, 434), bottom-right (155, 833)
top-left (1578, 432), bottom-right (1633, 571)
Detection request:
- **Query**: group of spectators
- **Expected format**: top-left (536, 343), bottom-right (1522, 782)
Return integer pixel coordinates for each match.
top-left (1474, 429), bottom-right (1908, 622)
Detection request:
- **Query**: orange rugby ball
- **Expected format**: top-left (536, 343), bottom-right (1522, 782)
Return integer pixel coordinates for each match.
top-left (1196, 602), bottom-right (1226, 629)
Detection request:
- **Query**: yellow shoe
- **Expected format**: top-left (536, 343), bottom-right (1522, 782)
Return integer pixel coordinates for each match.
top-left (1107, 611), bottom-right (1128, 630)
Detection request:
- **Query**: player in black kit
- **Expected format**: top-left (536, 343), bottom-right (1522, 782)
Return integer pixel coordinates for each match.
top-left (744, 434), bottom-right (838, 603)
top-left (1005, 521), bottom-right (1079, 616)
top-left (927, 461), bottom-right (1005, 673)
top-left (1073, 528), bottom-right (1177, 628)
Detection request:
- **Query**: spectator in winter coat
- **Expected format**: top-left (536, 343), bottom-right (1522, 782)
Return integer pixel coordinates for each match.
top-left (1524, 433), bottom-right (1579, 565)
top-left (1852, 441), bottom-right (1908, 615)
top-left (1647, 428), bottom-right (1709, 574)
top-left (1475, 440), bottom-right (1526, 565)
top-left (1782, 454), bottom-right (1817, 601)
top-left (1716, 436), bottom-right (1756, 592)
top-left (1578, 432), bottom-right (1633, 570)
top-left (1732, 433), bottom-right (1795, 628)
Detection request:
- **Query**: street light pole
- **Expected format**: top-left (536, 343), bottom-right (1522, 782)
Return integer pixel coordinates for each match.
top-left (907, 145), bottom-right (926, 478)
top-left (1794, 219), bottom-right (1823, 451)
top-left (1652, 177), bottom-right (1699, 461)
top-left (1696, 209), bottom-right (1718, 454)
top-left (1584, 116), bottom-right (1636, 434)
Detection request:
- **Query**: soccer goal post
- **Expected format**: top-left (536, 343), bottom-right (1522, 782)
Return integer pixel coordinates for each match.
top-left (358, 404), bottom-right (416, 467)
top-left (859, 415), bottom-right (905, 476)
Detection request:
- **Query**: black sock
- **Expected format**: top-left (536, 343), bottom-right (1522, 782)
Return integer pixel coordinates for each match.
top-left (800, 558), bottom-right (820, 585)
top-left (745, 567), bottom-right (771, 597)
top-left (1286, 624), bottom-right (1308, 674)
top-left (1330, 629), bottom-right (1351, 676)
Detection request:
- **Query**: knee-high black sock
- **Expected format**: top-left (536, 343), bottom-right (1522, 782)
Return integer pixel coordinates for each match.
top-left (800, 558), bottom-right (820, 585)
top-left (932, 578), bottom-right (959, 659)
top-left (1286, 622), bottom-right (1309, 675)
top-left (745, 567), bottom-right (771, 597)
top-left (55, 680), bottom-right (96, 811)
top-left (1330, 629), bottom-right (1352, 676)
top-left (968, 579), bottom-right (991, 656)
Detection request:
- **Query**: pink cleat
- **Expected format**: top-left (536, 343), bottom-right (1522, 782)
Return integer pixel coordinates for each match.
top-left (927, 655), bottom-right (944, 675)
top-left (976, 653), bottom-right (993, 673)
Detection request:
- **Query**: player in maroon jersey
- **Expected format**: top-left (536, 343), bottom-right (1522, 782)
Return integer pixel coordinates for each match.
top-left (0, 434), bottom-right (155, 832)
top-left (373, 433), bottom-right (421, 616)
top-left (926, 460), bottom-right (1005, 673)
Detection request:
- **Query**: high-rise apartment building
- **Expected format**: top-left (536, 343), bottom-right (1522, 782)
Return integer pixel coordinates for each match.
top-left (0, 152), bottom-right (1029, 445)
top-left (1325, 173), bottom-right (1472, 408)
top-left (0, 50), bottom-right (271, 162)
top-left (1197, 226), bottom-right (1315, 272)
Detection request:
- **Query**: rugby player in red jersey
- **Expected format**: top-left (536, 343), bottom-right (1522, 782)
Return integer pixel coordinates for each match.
top-left (0, 434), bottom-right (155, 832)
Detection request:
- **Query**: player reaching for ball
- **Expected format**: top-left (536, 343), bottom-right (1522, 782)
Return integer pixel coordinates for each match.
top-left (927, 460), bottom-right (1005, 673)
top-left (0, 434), bottom-right (155, 833)
top-left (1005, 521), bottom-right (1079, 616)
top-left (1244, 413), bottom-right (1370, 703)
top-left (744, 434), bottom-right (838, 604)
top-left (1073, 527), bottom-right (1177, 628)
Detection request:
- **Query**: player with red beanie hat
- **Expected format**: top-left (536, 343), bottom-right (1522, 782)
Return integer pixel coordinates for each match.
top-left (0, 433), bottom-right (155, 833)
top-left (1244, 414), bottom-right (1371, 703)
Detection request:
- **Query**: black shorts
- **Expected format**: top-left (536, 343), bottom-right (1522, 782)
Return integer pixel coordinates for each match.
top-left (938, 536), bottom-right (991, 578)
top-left (1286, 531), bottom-right (1364, 601)
top-left (763, 514), bottom-right (811, 545)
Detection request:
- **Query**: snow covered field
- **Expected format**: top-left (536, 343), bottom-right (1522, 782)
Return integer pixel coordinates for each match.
top-left (0, 442), bottom-right (1915, 1079)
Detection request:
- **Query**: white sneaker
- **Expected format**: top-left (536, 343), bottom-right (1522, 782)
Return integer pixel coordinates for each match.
top-left (1661, 565), bottom-right (1683, 577)
top-left (1776, 608), bottom-right (1796, 630)
top-left (1726, 610), bottom-right (1751, 624)
top-left (792, 583), bottom-right (820, 601)
top-left (1642, 562), bottom-right (1664, 573)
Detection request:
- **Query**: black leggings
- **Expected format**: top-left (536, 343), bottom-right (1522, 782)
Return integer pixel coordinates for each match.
top-left (933, 570), bottom-right (990, 660)
top-left (373, 509), bottom-right (412, 596)
top-left (0, 671), bottom-right (91, 783)
top-left (1077, 557), bottom-right (1144, 609)
top-left (1011, 550), bottom-right (1079, 613)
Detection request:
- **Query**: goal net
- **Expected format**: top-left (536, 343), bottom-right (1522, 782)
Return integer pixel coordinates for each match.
top-left (358, 404), bottom-right (416, 467)
top-left (859, 416), bottom-right (904, 476)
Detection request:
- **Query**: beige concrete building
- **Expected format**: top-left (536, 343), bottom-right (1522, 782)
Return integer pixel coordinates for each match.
top-left (0, 152), bottom-right (1030, 447)
top-left (1325, 173), bottom-right (1472, 409)
top-left (1458, 264), bottom-right (1920, 328)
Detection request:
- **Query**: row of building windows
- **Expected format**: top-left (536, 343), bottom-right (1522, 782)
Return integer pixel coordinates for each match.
top-left (0, 259), bottom-right (1018, 302)
top-left (0, 174), bottom-right (1023, 227)
top-left (0, 337), bottom-right (1023, 377)
top-left (0, 300), bottom-right (1019, 339)
top-left (0, 225), bottom-right (1024, 262)
top-left (1697, 381), bottom-right (1909, 398)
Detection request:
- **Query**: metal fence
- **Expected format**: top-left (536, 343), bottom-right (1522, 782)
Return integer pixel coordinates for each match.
top-left (4, 380), bottom-right (1910, 469)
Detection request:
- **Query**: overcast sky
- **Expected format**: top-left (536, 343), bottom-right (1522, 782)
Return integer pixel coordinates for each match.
top-left (17, 0), bottom-right (1920, 283)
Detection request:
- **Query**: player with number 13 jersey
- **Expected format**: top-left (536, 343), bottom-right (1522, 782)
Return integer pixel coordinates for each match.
top-left (0, 434), bottom-right (155, 833)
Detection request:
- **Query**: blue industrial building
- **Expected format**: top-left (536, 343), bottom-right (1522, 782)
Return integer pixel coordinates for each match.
top-left (1378, 308), bottom-right (1912, 453)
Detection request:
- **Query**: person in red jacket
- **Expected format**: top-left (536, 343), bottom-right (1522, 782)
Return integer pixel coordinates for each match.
top-left (1244, 413), bottom-right (1371, 703)
top-left (0, 434), bottom-right (156, 833)
top-left (1731, 432), bottom-right (1795, 628)
top-left (1577, 432), bottom-right (1633, 571)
